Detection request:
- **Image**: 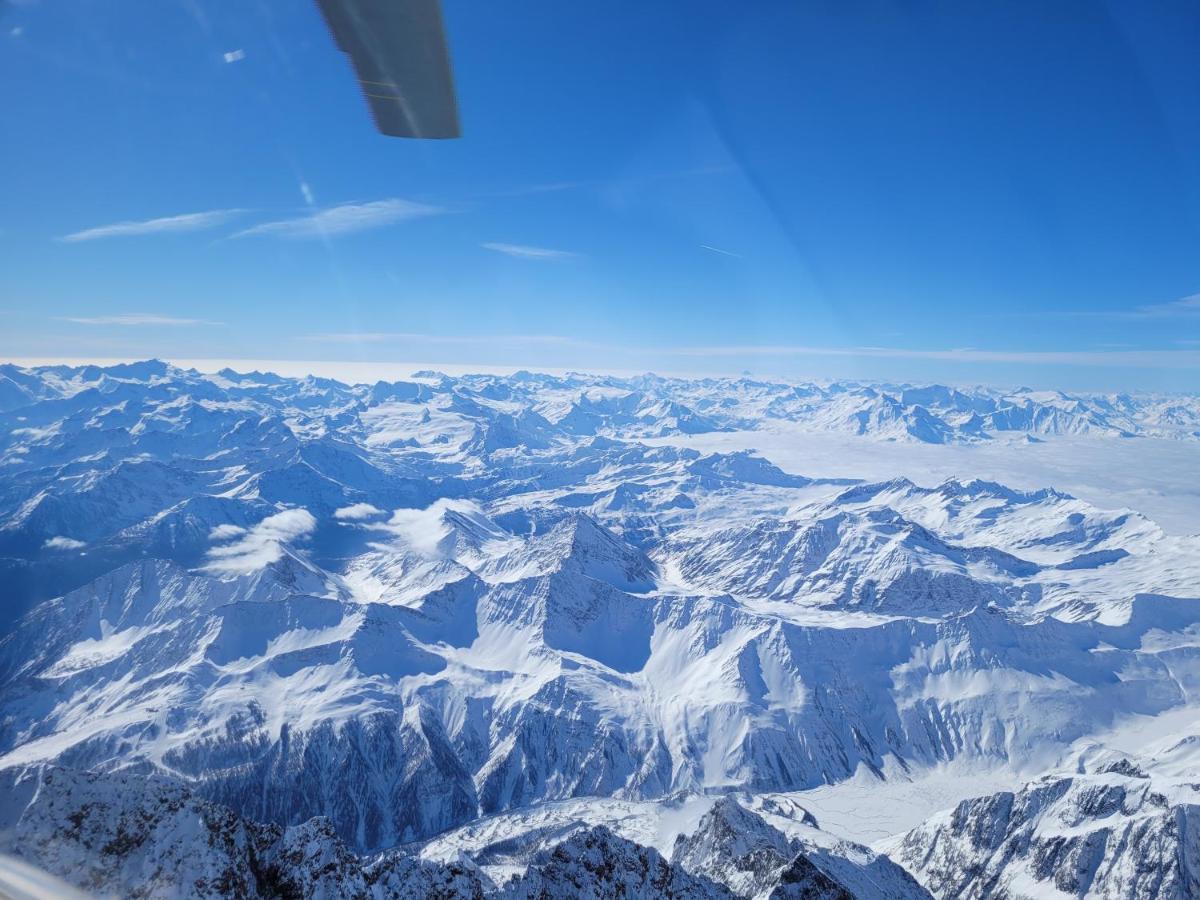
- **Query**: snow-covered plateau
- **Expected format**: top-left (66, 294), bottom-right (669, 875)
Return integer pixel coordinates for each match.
top-left (0, 360), bottom-right (1198, 898)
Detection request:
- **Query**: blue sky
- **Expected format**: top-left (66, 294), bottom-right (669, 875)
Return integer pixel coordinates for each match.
top-left (2, 1), bottom-right (1199, 390)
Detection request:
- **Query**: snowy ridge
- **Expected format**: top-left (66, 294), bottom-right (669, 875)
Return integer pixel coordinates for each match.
top-left (884, 763), bottom-right (1200, 898)
top-left (4, 535), bottom-right (1199, 854)
top-left (0, 764), bottom-right (492, 898)
top-left (1, 766), bottom-right (926, 899)
top-left (0, 360), bottom-right (1197, 895)
top-left (671, 796), bottom-right (928, 898)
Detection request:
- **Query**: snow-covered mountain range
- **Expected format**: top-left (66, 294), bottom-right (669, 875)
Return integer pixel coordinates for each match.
top-left (0, 360), bottom-right (1197, 897)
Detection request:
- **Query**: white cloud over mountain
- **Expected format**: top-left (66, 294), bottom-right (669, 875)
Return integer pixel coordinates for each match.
top-left (202, 507), bottom-right (316, 574)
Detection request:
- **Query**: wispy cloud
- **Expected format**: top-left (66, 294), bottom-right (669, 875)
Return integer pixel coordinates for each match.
top-left (231, 198), bottom-right (443, 239)
top-left (301, 331), bottom-right (577, 346)
top-left (1046, 293), bottom-right (1200, 320)
top-left (482, 242), bottom-right (579, 260)
top-left (56, 314), bottom-right (224, 326)
top-left (202, 508), bottom-right (316, 575)
top-left (59, 209), bottom-right (245, 243)
top-left (289, 331), bottom-right (1200, 370)
top-left (480, 181), bottom-right (585, 199)
top-left (700, 244), bottom-right (742, 258)
top-left (1133, 293), bottom-right (1200, 318)
top-left (664, 344), bottom-right (1200, 369)
top-left (334, 503), bottom-right (385, 521)
top-left (479, 164), bottom-right (732, 201)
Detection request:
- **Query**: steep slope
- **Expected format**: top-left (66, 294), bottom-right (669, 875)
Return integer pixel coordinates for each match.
top-left (477, 512), bottom-right (658, 590)
top-left (0, 766), bottom-right (490, 899)
top-left (6, 558), bottom-right (1200, 854)
top-left (660, 507), bottom-right (1032, 616)
top-left (500, 825), bottom-right (732, 898)
top-left (2, 767), bottom-right (926, 899)
top-left (0, 360), bottom-right (1198, 896)
top-left (672, 796), bottom-right (930, 898)
top-left (885, 765), bottom-right (1200, 899)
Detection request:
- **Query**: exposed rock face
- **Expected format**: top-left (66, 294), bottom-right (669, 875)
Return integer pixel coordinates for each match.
top-left (672, 797), bottom-right (803, 896)
top-left (886, 768), bottom-right (1200, 899)
top-left (498, 825), bottom-right (733, 899)
top-left (7, 539), bottom-right (1199, 856)
top-left (768, 855), bottom-right (855, 899)
top-left (670, 796), bottom-right (931, 899)
top-left (1, 766), bottom-right (489, 899)
top-left (2, 361), bottom-right (1200, 897)
top-left (5, 768), bottom-right (932, 899)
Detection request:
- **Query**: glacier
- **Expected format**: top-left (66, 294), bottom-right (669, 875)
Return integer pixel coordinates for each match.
top-left (0, 359), bottom-right (1198, 898)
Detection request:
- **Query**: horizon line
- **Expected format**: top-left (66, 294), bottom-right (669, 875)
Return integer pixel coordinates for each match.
top-left (3, 356), bottom-right (1197, 397)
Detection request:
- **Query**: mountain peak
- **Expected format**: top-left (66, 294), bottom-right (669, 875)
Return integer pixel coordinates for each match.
top-left (544, 513), bottom-right (657, 591)
top-left (100, 359), bottom-right (172, 381)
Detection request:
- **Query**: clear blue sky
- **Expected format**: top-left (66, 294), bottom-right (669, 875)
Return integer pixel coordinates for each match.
top-left (2, 1), bottom-right (1198, 390)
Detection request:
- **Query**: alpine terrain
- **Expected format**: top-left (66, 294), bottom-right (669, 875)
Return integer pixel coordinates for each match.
top-left (1, 360), bottom-right (1198, 898)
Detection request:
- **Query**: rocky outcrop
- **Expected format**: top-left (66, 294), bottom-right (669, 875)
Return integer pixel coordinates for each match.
top-left (886, 767), bottom-right (1200, 899)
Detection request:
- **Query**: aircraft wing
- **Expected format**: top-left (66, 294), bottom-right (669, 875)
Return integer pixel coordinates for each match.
top-left (315, 0), bottom-right (460, 139)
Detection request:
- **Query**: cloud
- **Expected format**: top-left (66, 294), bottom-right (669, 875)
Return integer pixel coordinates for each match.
top-left (374, 498), bottom-right (490, 557)
top-left (202, 508), bottom-right (316, 575)
top-left (208, 524), bottom-right (246, 540)
top-left (223, 49), bottom-right (245, 63)
top-left (664, 344), bottom-right (1200, 369)
top-left (481, 181), bottom-right (585, 198)
top-left (482, 242), bottom-right (579, 260)
top-left (1132, 293), bottom-right (1200, 318)
top-left (232, 198), bottom-right (443, 239)
top-left (334, 503), bottom-right (385, 521)
top-left (57, 314), bottom-right (224, 326)
top-left (43, 536), bottom-right (86, 550)
top-left (244, 329), bottom-right (1200, 373)
top-left (480, 165), bottom-right (731, 201)
top-left (59, 209), bottom-right (244, 243)
top-left (700, 244), bottom-right (742, 258)
top-left (300, 331), bottom-right (576, 346)
top-left (1054, 293), bottom-right (1200, 320)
